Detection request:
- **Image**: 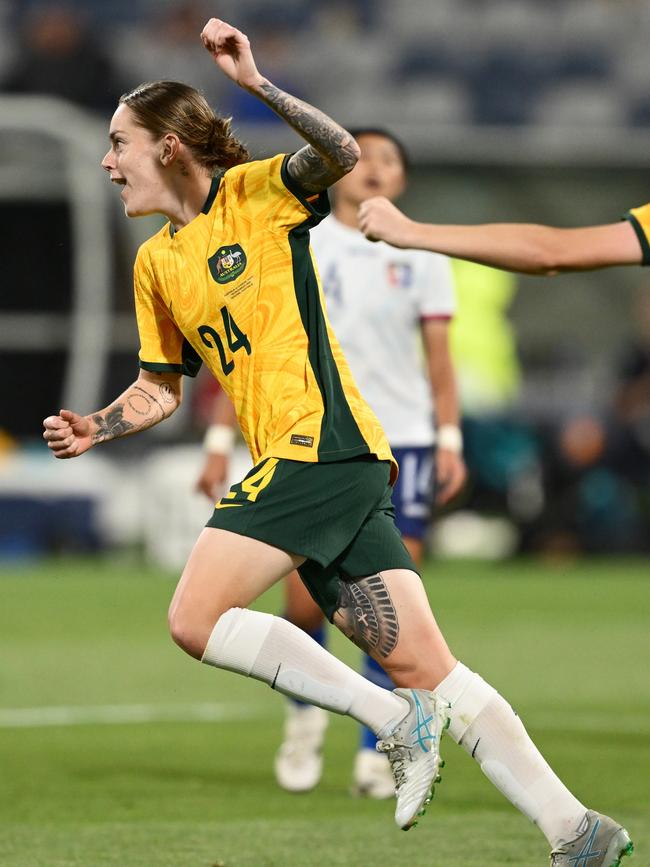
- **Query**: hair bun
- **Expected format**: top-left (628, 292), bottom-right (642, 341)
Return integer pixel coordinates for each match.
top-left (206, 116), bottom-right (249, 170)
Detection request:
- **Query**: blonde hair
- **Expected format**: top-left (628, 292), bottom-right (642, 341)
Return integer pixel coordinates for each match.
top-left (119, 80), bottom-right (249, 172)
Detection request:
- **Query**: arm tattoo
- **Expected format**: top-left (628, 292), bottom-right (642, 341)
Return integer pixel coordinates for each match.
top-left (90, 381), bottom-right (177, 445)
top-left (257, 82), bottom-right (358, 192)
top-left (334, 573), bottom-right (399, 658)
top-left (158, 382), bottom-right (176, 404)
top-left (127, 385), bottom-right (164, 418)
top-left (90, 405), bottom-right (135, 445)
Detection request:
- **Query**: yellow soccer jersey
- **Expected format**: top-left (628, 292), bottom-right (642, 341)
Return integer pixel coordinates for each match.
top-left (134, 153), bottom-right (395, 477)
top-left (625, 203), bottom-right (650, 265)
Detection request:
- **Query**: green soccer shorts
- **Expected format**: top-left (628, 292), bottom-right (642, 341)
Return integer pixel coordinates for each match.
top-left (206, 455), bottom-right (417, 620)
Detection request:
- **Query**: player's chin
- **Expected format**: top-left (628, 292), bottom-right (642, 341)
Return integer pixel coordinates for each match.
top-left (122, 199), bottom-right (141, 218)
top-left (123, 198), bottom-right (157, 219)
top-left (120, 189), bottom-right (142, 218)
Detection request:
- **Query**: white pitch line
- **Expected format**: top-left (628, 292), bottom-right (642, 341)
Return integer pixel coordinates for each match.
top-left (0, 703), bottom-right (270, 729)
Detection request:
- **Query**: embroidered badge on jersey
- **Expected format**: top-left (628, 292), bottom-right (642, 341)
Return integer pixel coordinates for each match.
top-left (290, 434), bottom-right (314, 448)
top-left (386, 262), bottom-right (414, 288)
top-left (209, 244), bottom-right (247, 284)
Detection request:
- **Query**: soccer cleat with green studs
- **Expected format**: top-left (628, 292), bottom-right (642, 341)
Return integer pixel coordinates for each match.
top-left (550, 810), bottom-right (633, 867)
top-left (376, 688), bottom-right (450, 831)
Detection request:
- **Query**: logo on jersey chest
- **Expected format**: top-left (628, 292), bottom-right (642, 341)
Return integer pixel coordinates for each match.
top-left (209, 244), bottom-right (247, 284)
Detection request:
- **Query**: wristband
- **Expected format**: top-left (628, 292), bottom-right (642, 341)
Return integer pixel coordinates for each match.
top-left (437, 424), bottom-right (463, 454)
top-left (203, 424), bottom-right (236, 455)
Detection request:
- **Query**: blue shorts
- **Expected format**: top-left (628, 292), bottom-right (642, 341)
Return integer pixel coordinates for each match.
top-left (391, 446), bottom-right (436, 540)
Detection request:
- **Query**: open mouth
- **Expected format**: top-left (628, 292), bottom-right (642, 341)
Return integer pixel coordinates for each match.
top-left (111, 177), bottom-right (127, 186)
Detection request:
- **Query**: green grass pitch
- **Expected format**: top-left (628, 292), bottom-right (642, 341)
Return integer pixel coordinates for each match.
top-left (0, 556), bottom-right (648, 866)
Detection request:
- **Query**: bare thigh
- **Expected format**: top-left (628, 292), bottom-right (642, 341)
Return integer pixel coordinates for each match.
top-left (283, 570), bottom-right (325, 633)
top-left (332, 569), bottom-right (456, 689)
top-left (169, 527), bottom-right (305, 659)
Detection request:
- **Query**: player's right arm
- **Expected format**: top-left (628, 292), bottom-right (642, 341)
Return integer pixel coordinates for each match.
top-left (42, 369), bottom-right (182, 459)
top-left (358, 197), bottom-right (644, 275)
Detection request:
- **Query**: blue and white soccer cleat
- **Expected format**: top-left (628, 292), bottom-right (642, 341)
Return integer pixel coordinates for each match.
top-left (376, 688), bottom-right (450, 830)
top-left (550, 810), bottom-right (634, 867)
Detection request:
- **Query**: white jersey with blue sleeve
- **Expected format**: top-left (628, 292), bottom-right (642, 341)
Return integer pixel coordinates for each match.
top-left (310, 215), bottom-right (456, 447)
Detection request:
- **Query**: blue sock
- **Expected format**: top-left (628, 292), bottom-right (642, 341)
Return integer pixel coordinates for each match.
top-left (360, 654), bottom-right (394, 750)
top-left (287, 623), bottom-right (326, 707)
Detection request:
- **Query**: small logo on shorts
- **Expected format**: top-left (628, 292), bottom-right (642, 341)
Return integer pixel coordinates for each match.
top-left (209, 244), bottom-right (247, 284)
top-left (290, 434), bottom-right (314, 448)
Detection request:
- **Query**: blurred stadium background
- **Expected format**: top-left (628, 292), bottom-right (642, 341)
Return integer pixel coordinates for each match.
top-left (2, 0), bottom-right (650, 562)
top-left (0, 2), bottom-right (649, 865)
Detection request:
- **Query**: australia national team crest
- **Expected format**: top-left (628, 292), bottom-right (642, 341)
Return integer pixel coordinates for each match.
top-left (209, 244), bottom-right (247, 284)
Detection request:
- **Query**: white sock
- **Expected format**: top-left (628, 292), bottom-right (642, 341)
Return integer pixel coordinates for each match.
top-left (435, 662), bottom-right (586, 848)
top-left (202, 608), bottom-right (408, 737)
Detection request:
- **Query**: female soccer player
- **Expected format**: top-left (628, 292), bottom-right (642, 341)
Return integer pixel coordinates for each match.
top-left (357, 196), bottom-right (650, 274)
top-left (197, 129), bottom-right (467, 799)
top-left (43, 18), bottom-right (631, 865)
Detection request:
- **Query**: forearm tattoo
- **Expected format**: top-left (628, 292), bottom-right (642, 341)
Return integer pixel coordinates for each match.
top-left (334, 573), bottom-right (399, 658)
top-left (90, 405), bottom-right (135, 444)
top-left (126, 384), bottom-right (173, 418)
top-left (257, 82), bottom-right (358, 191)
top-left (91, 382), bottom-right (177, 444)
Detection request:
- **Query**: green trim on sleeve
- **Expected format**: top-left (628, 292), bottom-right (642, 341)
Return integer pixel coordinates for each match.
top-left (139, 361), bottom-right (183, 374)
top-left (280, 154), bottom-right (331, 221)
top-left (140, 339), bottom-right (202, 378)
top-left (623, 212), bottom-right (650, 266)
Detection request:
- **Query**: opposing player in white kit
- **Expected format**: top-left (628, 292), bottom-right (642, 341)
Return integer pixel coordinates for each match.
top-left (198, 128), bottom-right (467, 797)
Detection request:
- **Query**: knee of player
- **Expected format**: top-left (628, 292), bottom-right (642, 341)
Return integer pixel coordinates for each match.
top-left (383, 650), bottom-right (457, 691)
top-left (167, 603), bottom-right (211, 660)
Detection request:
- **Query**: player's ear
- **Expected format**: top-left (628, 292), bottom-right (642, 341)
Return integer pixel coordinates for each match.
top-left (159, 133), bottom-right (180, 167)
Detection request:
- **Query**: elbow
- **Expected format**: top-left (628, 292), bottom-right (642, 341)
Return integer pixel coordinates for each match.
top-left (534, 258), bottom-right (569, 278)
top-left (532, 263), bottom-right (561, 278)
top-left (339, 135), bottom-right (361, 176)
top-left (525, 228), bottom-right (571, 276)
top-left (522, 247), bottom-right (563, 277)
top-left (168, 393), bottom-right (182, 417)
top-left (162, 383), bottom-right (183, 419)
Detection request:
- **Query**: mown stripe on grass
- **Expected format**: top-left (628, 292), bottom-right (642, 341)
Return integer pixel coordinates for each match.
top-left (0, 703), bottom-right (270, 728)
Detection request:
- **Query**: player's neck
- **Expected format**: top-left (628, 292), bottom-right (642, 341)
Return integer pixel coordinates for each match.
top-left (163, 172), bottom-right (213, 232)
top-left (332, 198), bottom-right (361, 232)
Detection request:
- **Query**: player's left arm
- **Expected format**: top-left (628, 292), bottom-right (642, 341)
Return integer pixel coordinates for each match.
top-left (200, 18), bottom-right (359, 192)
top-left (421, 319), bottom-right (467, 505)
